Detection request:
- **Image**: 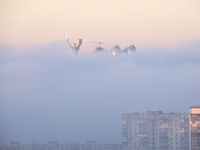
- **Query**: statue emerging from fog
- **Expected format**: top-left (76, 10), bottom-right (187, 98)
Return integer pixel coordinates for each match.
top-left (67, 39), bottom-right (82, 51)
top-left (66, 31), bottom-right (82, 55)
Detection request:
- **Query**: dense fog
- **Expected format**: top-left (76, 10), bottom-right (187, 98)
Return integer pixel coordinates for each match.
top-left (0, 41), bottom-right (200, 144)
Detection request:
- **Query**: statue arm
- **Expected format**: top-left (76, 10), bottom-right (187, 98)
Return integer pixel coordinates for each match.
top-left (67, 40), bottom-right (73, 49)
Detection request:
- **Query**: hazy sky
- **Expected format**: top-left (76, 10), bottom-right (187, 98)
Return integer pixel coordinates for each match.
top-left (0, 0), bottom-right (200, 51)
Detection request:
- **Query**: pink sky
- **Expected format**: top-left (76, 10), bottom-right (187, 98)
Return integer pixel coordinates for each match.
top-left (0, 0), bottom-right (200, 52)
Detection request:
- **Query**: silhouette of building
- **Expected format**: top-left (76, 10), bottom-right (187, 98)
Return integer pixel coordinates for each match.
top-left (189, 106), bottom-right (200, 150)
top-left (122, 111), bottom-right (189, 150)
top-left (0, 141), bottom-right (122, 150)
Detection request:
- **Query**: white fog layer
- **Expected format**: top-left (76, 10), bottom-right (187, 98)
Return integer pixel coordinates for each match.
top-left (0, 41), bottom-right (200, 144)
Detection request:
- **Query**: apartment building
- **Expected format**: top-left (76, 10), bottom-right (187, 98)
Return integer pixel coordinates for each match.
top-left (189, 106), bottom-right (200, 150)
top-left (122, 111), bottom-right (189, 150)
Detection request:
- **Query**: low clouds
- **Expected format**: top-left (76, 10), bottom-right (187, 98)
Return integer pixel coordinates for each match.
top-left (0, 41), bottom-right (200, 144)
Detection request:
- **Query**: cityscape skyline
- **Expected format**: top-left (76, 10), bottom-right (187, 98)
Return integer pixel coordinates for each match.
top-left (1, 107), bottom-right (200, 150)
top-left (1, 0), bottom-right (200, 147)
top-left (0, 107), bottom-right (199, 145)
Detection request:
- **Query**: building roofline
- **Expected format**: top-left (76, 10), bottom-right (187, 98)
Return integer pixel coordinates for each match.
top-left (190, 105), bottom-right (200, 108)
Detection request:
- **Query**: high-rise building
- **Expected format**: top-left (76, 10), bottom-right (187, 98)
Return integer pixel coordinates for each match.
top-left (189, 106), bottom-right (200, 150)
top-left (122, 111), bottom-right (189, 150)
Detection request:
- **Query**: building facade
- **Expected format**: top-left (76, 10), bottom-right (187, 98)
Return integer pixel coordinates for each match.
top-left (122, 111), bottom-right (189, 150)
top-left (189, 106), bottom-right (200, 150)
